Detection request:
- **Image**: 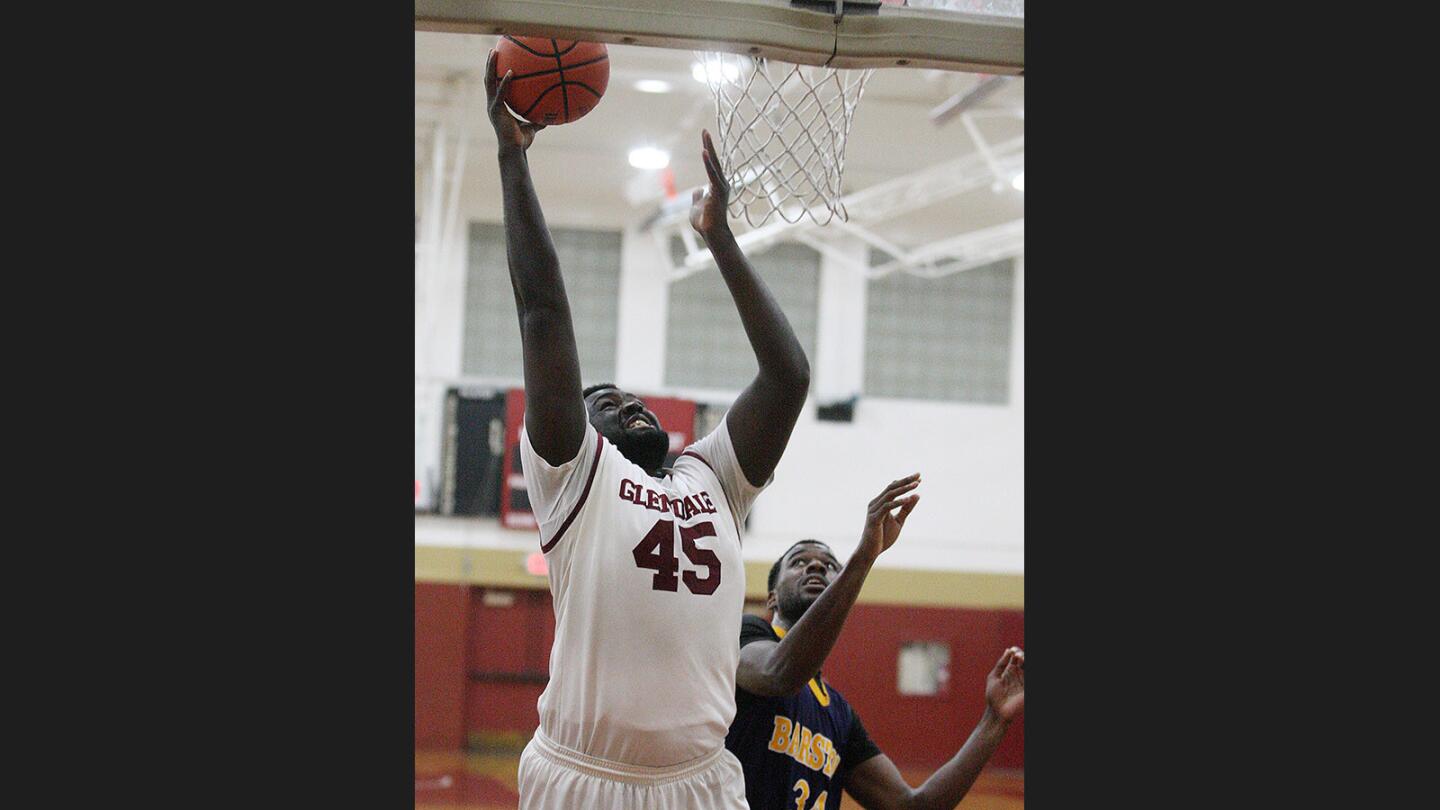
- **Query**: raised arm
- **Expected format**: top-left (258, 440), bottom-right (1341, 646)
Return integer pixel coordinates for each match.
top-left (485, 50), bottom-right (586, 466)
top-left (736, 476), bottom-right (920, 696)
top-left (844, 648), bottom-right (1025, 810)
top-left (690, 130), bottom-right (811, 487)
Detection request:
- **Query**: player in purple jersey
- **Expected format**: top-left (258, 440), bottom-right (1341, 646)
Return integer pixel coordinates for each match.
top-left (727, 476), bottom-right (1025, 809)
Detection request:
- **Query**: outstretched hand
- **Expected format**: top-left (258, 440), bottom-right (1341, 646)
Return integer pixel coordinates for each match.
top-left (856, 474), bottom-right (920, 561)
top-left (986, 647), bottom-right (1025, 723)
top-left (485, 49), bottom-right (546, 152)
top-left (690, 130), bottom-right (731, 238)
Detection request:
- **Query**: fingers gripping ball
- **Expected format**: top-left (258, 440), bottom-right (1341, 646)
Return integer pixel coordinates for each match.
top-left (494, 36), bottom-right (610, 125)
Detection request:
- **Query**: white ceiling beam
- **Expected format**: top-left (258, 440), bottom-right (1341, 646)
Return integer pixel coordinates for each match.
top-left (652, 134), bottom-right (1022, 278)
top-left (929, 74), bottom-right (1012, 127)
top-left (866, 218), bottom-right (1023, 279)
top-left (958, 111), bottom-right (1007, 186)
top-left (839, 135), bottom-right (1022, 223)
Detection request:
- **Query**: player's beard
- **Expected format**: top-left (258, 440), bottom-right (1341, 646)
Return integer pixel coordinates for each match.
top-left (616, 426), bottom-right (669, 471)
top-left (776, 588), bottom-right (819, 625)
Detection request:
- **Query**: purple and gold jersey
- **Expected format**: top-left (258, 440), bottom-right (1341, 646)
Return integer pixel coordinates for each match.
top-left (725, 614), bottom-right (883, 810)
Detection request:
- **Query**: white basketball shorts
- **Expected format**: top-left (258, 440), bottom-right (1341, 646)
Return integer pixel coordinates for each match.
top-left (518, 728), bottom-right (750, 810)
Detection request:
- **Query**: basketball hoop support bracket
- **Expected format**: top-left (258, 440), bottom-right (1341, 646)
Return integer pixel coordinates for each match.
top-left (414, 0), bottom-right (1023, 74)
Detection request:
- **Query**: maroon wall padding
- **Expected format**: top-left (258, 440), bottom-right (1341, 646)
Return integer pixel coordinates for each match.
top-left (821, 604), bottom-right (1025, 770)
top-left (464, 588), bottom-right (556, 736)
top-left (415, 583), bottom-right (470, 748)
top-left (415, 584), bottom-right (1023, 770)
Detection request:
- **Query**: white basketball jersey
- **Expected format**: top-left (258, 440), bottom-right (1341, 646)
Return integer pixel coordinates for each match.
top-left (520, 415), bottom-right (768, 768)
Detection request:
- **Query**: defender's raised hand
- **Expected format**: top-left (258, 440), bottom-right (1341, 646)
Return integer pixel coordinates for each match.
top-left (986, 647), bottom-right (1025, 723)
top-left (856, 473), bottom-right (920, 562)
top-left (485, 49), bottom-right (546, 152)
top-left (690, 129), bottom-right (732, 238)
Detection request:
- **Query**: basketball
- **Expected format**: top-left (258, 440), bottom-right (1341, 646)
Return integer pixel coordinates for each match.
top-left (495, 36), bottom-right (610, 126)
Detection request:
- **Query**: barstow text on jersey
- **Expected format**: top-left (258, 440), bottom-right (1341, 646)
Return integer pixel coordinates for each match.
top-left (618, 478), bottom-right (719, 520)
top-left (767, 716), bottom-right (841, 777)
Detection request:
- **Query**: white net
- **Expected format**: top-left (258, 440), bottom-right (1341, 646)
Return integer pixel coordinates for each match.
top-left (697, 51), bottom-right (873, 227)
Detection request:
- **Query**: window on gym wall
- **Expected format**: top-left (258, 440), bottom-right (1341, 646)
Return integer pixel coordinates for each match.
top-left (664, 241), bottom-right (820, 392)
top-left (863, 257), bottom-right (1015, 404)
top-left (463, 223), bottom-right (622, 381)
top-left (897, 641), bottom-right (951, 696)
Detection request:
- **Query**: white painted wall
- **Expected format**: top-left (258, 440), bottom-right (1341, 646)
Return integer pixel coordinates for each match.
top-left (745, 253), bottom-right (1022, 574)
top-left (415, 177), bottom-right (1023, 574)
top-left (747, 391), bottom-right (1022, 575)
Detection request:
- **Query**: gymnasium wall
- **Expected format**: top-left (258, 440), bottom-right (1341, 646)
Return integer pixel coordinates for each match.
top-left (416, 572), bottom-right (1023, 770)
top-left (826, 602), bottom-right (1025, 770)
top-left (416, 174), bottom-right (1025, 576)
top-left (754, 392), bottom-right (1023, 575)
top-left (415, 581), bottom-right (468, 749)
top-left (416, 151), bottom-right (1025, 771)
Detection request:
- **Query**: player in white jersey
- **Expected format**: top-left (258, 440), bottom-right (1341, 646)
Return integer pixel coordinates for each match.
top-left (485, 49), bottom-right (811, 809)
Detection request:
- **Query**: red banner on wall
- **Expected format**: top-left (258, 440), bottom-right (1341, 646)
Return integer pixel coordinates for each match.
top-left (498, 388), bottom-right (697, 531)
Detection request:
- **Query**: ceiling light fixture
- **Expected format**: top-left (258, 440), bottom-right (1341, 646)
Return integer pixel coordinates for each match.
top-left (628, 146), bottom-right (671, 170)
top-left (691, 60), bottom-right (740, 85)
top-left (1011, 171), bottom-right (1024, 191)
top-left (634, 79), bottom-right (672, 94)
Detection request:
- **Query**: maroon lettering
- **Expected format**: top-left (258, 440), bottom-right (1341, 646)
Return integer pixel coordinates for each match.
top-left (680, 522), bottom-right (721, 595)
top-left (632, 519), bottom-right (679, 592)
top-left (618, 480), bottom-right (719, 521)
top-left (631, 519), bottom-right (722, 596)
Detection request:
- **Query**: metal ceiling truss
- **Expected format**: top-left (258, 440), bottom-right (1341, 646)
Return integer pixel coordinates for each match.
top-left (648, 133), bottom-right (1023, 281)
top-left (929, 74), bottom-right (1013, 127)
top-left (864, 218), bottom-right (1023, 279)
top-left (415, 75), bottom-right (477, 342)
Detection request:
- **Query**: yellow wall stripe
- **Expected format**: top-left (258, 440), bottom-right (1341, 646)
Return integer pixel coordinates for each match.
top-left (415, 545), bottom-right (1023, 609)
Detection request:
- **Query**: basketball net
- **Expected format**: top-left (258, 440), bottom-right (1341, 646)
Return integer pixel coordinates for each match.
top-left (696, 51), bottom-right (873, 228)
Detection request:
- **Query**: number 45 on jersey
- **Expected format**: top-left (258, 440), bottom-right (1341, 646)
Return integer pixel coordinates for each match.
top-left (632, 519), bottom-right (721, 595)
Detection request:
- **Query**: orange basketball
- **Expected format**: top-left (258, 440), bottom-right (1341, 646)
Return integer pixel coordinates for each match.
top-left (494, 36), bottom-right (610, 126)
